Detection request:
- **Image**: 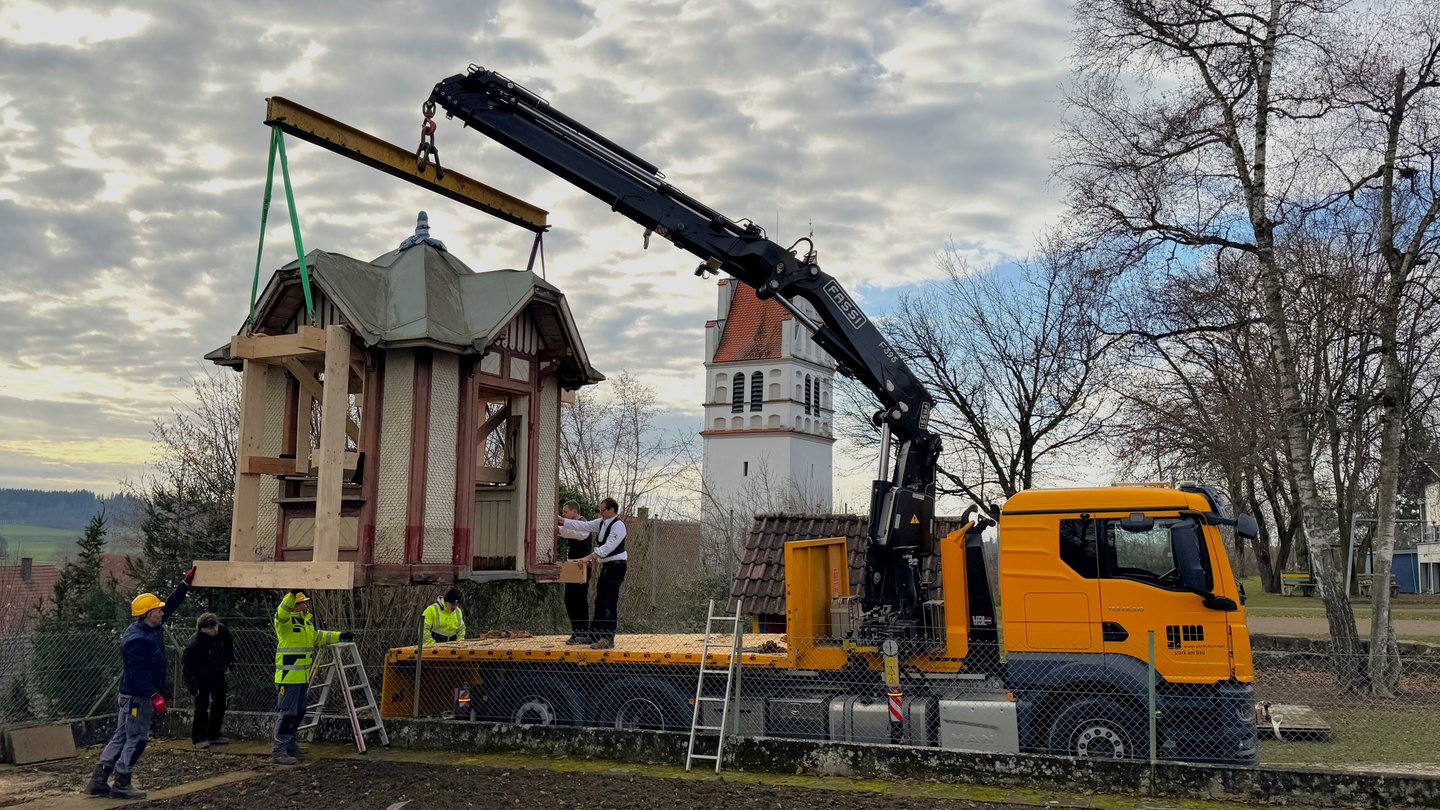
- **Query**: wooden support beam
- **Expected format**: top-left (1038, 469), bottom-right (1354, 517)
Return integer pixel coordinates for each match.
top-left (283, 357), bottom-right (361, 445)
top-left (240, 455), bottom-right (300, 476)
top-left (264, 96), bottom-right (549, 233)
top-left (309, 449), bottom-right (360, 471)
top-left (191, 560), bottom-right (355, 590)
top-left (232, 325), bottom-right (327, 361)
top-left (230, 360), bottom-right (270, 561)
top-left (313, 325), bottom-right (351, 562)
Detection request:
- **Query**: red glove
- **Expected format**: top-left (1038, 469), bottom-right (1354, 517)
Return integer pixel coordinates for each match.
top-left (184, 567), bottom-right (196, 585)
top-left (151, 693), bottom-right (167, 714)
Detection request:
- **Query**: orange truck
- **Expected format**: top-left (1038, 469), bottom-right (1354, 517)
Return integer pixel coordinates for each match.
top-left (382, 483), bottom-right (1259, 764)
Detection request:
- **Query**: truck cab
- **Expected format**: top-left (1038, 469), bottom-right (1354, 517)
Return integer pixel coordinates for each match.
top-left (997, 486), bottom-right (1257, 763)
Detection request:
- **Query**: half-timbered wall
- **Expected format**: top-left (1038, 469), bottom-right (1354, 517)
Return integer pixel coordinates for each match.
top-left (424, 353), bottom-right (460, 564)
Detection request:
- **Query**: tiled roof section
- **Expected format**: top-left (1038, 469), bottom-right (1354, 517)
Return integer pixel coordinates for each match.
top-left (100, 554), bottom-right (138, 594)
top-left (728, 514), bottom-right (967, 618)
top-left (0, 561), bottom-right (59, 634)
top-left (712, 282), bottom-right (788, 363)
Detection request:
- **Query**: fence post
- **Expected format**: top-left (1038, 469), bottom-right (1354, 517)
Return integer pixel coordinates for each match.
top-left (412, 619), bottom-right (425, 718)
top-left (1147, 630), bottom-right (1157, 764)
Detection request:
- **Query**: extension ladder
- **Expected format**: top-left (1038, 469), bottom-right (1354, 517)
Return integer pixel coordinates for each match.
top-left (299, 641), bottom-right (388, 753)
top-left (685, 599), bottom-right (745, 773)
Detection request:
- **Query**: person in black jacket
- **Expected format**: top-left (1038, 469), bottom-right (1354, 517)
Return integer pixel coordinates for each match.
top-left (181, 612), bottom-right (234, 750)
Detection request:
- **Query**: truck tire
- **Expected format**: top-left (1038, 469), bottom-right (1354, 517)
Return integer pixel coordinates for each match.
top-left (485, 676), bottom-right (584, 726)
top-left (591, 677), bottom-right (689, 732)
top-left (1046, 697), bottom-right (1146, 759)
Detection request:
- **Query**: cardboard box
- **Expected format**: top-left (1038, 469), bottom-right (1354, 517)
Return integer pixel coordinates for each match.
top-left (557, 560), bottom-right (589, 583)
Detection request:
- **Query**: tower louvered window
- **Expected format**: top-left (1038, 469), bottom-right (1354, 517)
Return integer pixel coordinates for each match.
top-left (804, 375), bottom-right (813, 415)
top-left (732, 373), bottom-right (744, 413)
top-left (750, 371), bottom-right (763, 411)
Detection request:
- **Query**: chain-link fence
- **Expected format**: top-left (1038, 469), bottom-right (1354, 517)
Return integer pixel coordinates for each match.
top-left (4, 613), bottom-right (1439, 771)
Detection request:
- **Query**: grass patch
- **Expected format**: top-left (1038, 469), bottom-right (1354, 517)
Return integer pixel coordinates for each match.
top-left (1260, 706), bottom-right (1440, 767)
top-left (0, 523), bottom-right (78, 563)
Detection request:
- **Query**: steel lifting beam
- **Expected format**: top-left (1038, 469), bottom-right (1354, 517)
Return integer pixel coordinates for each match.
top-left (264, 96), bottom-right (549, 233)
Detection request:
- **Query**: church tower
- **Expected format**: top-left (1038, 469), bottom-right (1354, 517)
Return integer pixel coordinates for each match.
top-left (701, 279), bottom-right (836, 513)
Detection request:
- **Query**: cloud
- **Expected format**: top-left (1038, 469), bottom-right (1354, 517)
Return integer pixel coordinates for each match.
top-left (0, 0), bottom-right (1074, 493)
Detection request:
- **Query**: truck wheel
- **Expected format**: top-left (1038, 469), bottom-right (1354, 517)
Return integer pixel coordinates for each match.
top-left (486, 677), bottom-right (583, 726)
top-left (1046, 697), bottom-right (1146, 759)
top-left (592, 677), bottom-right (688, 732)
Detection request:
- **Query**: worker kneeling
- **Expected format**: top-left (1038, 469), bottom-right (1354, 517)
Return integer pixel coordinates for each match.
top-left (272, 591), bottom-right (353, 765)
top-left (422, 587), bottom-right (467, 645)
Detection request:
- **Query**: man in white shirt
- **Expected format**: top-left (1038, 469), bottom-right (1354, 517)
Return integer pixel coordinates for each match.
top-left (557, 497), bottom-right (627, 649)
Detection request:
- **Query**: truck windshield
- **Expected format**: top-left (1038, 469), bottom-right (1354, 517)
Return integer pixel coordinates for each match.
top-left (1058, 517), bottom-right (1215, 591)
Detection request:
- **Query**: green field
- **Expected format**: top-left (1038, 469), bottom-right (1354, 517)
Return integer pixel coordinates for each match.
top-left (0, 522), bottom-right (80, 564)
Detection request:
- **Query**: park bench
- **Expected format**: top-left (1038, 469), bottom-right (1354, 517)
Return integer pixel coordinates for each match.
top-left (1281, 570), bottom-right (1315, 597)
top-left (1356, 573), bottom-right (1400, 598)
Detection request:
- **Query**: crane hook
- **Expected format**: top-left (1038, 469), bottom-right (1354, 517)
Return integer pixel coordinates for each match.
top-left (416, 100), bottom-right (444, 180)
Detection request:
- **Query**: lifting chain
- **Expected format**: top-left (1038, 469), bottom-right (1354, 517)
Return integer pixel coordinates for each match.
top-left (416, 100), bottom-right (444, 180)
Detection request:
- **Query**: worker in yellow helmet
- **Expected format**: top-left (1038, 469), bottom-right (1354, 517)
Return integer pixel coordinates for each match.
top-left (421, 587), bottom-right (467, 646)
top-left (86, 568), bottom-right (194, 800)
top-left (271, 590), bottom-right (352, 765)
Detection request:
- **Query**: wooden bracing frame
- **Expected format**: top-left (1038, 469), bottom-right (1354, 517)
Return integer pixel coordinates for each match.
top-left (194, 324), bottom-right (359, 590)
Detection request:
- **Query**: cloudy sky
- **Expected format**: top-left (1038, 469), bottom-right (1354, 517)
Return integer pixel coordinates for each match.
top-left (0, 0), bottom-right (1073, 506)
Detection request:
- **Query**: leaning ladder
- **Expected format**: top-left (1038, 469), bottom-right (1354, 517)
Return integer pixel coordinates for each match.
top-left (685, 599), bottom-right (745, 773)
top-left (299, 641), bottom-right (389, 753)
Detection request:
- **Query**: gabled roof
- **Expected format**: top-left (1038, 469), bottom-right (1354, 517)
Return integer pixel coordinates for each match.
top-left (729, 513), bottom-right (966, 617)
top-left (0, 561), bottom-right (58, 633)
top-left (207, 235), bottom-right (603, 387)
top-left (712, 281), bottom-right (789, 363)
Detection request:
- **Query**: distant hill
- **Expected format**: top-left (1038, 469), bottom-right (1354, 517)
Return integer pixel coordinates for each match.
top-left (0, 489), bottom-right (140, 531)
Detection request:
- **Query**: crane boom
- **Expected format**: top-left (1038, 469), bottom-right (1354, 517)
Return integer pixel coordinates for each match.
top-left (428, 66), bottom-right (943, 638)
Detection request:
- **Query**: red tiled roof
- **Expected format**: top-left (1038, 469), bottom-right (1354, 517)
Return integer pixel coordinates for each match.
top-left (100, 554), bottom-right (138, 593)
top-left (0, 562), bottom-right (59, 633)
top-left (712, 282), bottom-right (789, 363)
top-left (728, 514), bottom-right (966, 619)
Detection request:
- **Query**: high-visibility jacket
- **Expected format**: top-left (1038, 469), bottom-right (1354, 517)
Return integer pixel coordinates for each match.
top-left (421, 600), bottom-right (466, 645)
top-left (273, 593), bottom-right (341, 685)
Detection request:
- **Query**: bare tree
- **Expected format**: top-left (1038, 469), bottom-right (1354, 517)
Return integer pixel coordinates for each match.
top-left (1060, 0), bottom-right (1379, 687)
top-left (877, 237), bottom-right (1123, 506)
top-left (558, 370), bottom-right (696, 515)
top-left (1313, 1), bottom-right (1440, 695)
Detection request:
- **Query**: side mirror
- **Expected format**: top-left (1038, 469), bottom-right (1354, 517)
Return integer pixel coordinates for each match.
top-left (1203, 595), bottom-right (1238, 611)
top-left (1119, 512), bottom-right (1154, 533)
top-left (1235, 514), bottom-right (1259, 541)
top-left (1169, 519), bottom-right (1208, 591)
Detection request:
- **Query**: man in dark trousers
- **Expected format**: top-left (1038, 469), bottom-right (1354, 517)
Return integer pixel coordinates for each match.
top-left (85, 568), bottom-right (193, 800)
top-left (559, 497), bottom-right (627, 650)
top-left (182, 612), bottom-right (234, 749)
top-left (557, 500), bottom-right (595, 645)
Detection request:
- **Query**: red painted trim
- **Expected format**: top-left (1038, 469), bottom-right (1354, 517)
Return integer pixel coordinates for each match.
top-left (452, 358), bottom-right (477, 567)
top-left (406, 349), bottom-right (432, 565)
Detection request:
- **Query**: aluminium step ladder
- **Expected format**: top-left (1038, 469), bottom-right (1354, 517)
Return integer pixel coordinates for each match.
top-left (685, 599), bottom-right (745, 773)
top-left (298, 641), bottom-right (389, 753)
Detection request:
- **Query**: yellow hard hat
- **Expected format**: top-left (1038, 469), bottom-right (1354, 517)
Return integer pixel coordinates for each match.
top-left (130, 593), bottom-right (164, 617)
top-left (293, 591), bottom-right (311, 604)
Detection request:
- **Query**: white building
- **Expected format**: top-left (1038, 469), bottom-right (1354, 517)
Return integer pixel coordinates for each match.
top-left (701, 279), bottom-right (836, 513)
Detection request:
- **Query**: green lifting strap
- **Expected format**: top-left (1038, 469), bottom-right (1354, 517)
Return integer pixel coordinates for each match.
top-left (248, 126), bottom-right (313, 328)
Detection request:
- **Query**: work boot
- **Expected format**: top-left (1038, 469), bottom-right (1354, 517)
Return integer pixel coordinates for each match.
top-left (590, 637), bottom-right (614, 649)
top-left (208, 736), bottom-right (230, 745)
top-left (193, 740), bottom-right (210, 750)
top-left (84, 763), bottom-right (112, 797)
top-left (273, 755), bottom-right (299, 766)
top-left (565, 635), bottom-right (587, 645)
top-left (109, 772), bottom-right (147, 800)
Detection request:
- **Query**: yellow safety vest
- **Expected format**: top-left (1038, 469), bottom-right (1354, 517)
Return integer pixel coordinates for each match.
top-left (273, 593), bottom-right (340, 685)
top-left (421, 600), bottom-right (466, 645)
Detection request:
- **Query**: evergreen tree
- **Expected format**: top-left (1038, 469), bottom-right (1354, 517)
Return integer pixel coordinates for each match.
top-left (32, 510), bottom-right (126, 718)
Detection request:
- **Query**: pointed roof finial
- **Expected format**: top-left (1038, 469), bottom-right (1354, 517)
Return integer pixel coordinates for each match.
top-left (398, 211), bottom-right (447, 252)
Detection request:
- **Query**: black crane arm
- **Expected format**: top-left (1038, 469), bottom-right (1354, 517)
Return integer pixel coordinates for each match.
top-left (428, 66), bottom-right (943, 633)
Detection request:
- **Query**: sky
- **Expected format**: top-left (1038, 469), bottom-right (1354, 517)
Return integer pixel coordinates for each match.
top-left (0, 0), bottom-right (1074, 509)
